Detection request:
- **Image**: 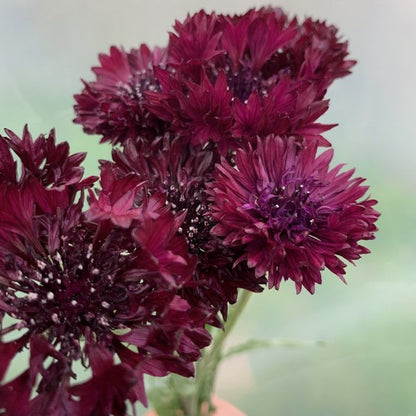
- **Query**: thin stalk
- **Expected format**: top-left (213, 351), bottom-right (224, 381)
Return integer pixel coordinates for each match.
top-left (191, 289), bottom-right (252, 415)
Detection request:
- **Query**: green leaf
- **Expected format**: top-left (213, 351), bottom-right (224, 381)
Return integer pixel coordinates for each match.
top-left (222, 338), bottom-right (325, 359)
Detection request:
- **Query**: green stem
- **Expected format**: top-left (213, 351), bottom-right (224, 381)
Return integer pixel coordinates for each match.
top-left (192, 289), bottom-right (252, 415)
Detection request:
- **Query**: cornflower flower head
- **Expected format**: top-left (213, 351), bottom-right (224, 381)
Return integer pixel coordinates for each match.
top-left (0, 128), bottom-right (211, 416)
top-left (209, 135), bottom-right (379, 293)
top-left (75, 8), bottom-right (355, 151)
top-left (74, 45), bottom-right (167, 145)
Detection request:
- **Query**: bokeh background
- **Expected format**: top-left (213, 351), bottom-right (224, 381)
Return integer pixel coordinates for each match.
top-left (1, 0), bottom-right (415, 415)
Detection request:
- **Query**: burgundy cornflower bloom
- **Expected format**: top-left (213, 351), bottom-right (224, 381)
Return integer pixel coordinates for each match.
top-left (0, 128), bottom-right (211, 415)
top-left (74, 8), bottom-right (354, 150)
top-left (74, 44), bottom-right (167, 145)
top-left (142, 7), bottom-right (355, 151)
top-left (209, 135), bottom-right (379, 293)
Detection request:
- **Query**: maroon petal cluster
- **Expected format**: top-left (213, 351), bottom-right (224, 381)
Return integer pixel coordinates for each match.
top-left (75, 7), bottom-right (354, 151)
top-left (0, 128), bottom-right (211, 415)
top-left (74, 45), bottom-right (167, 144)
top-left (209, 136), bottom-right (379, 293)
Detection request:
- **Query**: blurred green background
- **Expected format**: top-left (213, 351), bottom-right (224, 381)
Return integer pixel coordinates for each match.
top-left (1, 1), bottom-right (415, 415)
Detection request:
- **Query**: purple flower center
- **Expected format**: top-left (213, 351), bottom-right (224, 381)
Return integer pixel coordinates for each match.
top-left (209, 55), bottom-right (291, 102)
top-left (244, 181), bottom-right (319, 244)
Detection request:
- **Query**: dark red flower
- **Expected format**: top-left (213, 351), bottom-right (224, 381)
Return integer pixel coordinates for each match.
top-left (75, 8), bottom-right (355, 149)
top-left (0, 128), bottom-right (211, 415)
top-left (74, 45), bottom-right (167, 144)
top-left (209, 135), bottom-right (379, 293)
top-left (143, 8), bottom-right (354, 151)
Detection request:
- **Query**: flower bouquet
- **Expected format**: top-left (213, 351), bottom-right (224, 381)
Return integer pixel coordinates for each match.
top-left (0, 7), bottom-right (379, 416)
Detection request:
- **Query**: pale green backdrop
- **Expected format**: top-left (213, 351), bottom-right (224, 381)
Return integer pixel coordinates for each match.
top-left (1, 1), bottom-right (415, 415)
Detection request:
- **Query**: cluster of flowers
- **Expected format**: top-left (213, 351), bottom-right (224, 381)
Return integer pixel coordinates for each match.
top-left (0, 8), bottom-right (379, 416)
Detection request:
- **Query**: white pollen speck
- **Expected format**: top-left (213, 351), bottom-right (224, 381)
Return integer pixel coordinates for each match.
top-left (30, 318), bottom-right (35, 325)
top-left (92, 268), bottom-right (100, 275)
top-left (57, 279), bottom-right (62, 284)
top-left (101, 301), bottom-right (110, 309)
top-left (51, 313), bottom-right (60, 323)
top-left (90, 287), bottom-right (96, 293)
top-left (37, 260), bottom-right (47, 270)
top-left (77, 264), bottom-right (83, 270)
top-left (47, 292), bottom-right (54, 300)
top-left (86, 244), bottom-right (93, 259)
top-left (98, 316), bottom-right (109, 326)
top-left (71, 300), bottom-right (77, 306)
top-left (27, 293), bottom-right (38, 301)
top-left (48, 272), bottom-right (53, 279)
